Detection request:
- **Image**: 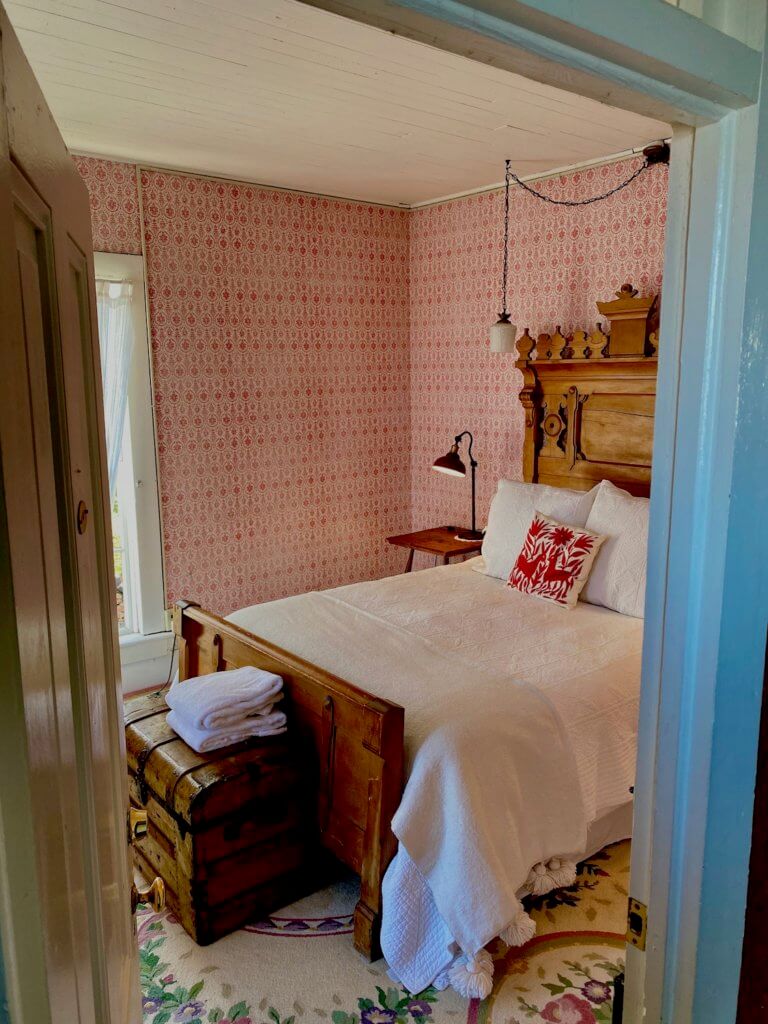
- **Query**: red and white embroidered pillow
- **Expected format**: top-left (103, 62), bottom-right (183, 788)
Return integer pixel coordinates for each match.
top-left (507, 513), bottom-right (605, 608)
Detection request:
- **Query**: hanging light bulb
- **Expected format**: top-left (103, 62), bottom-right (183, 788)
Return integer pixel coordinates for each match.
top-left (490, 312), bottom-right (516, 352)
top-left (490, 159), bottom-right (517, 353)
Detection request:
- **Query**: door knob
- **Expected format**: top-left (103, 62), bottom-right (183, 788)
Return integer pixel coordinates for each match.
top-left (128, 807), bottom-right (148, 843)
top-left (131, 877), bottom-right (166, 914)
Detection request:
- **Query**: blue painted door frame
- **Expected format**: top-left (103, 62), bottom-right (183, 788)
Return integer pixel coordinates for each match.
top-left (692, 47), bottom-right (768, 1020)
top-left (629, 108), bottom-right (763, 1023)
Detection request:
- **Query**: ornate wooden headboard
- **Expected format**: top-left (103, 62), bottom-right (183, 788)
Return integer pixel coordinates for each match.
top-left (516, 283), bottom-right (658, 497)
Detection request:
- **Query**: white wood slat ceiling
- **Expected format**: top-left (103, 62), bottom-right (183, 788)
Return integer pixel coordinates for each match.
top-left (6, 0), bottom-right (670, 205)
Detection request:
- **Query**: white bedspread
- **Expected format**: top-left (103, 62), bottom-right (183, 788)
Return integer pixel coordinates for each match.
top-left (387, 677), bottom-right (585, 988)
top-left (228, 559), bottom-right (642, 991)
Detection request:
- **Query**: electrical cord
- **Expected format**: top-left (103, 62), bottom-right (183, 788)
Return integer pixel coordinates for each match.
top-left (502, 141), bottom-right (669, 209)
top-left (506, 154), bottom-right (651, 207)
top-left (154, 632), bottom-right (177, 697)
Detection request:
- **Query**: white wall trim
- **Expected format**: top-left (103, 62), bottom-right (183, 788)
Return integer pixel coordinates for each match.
top-left (119, 631), bottom-right (176, 694)
top-left (118, 630), bottom-right (173, 666)
top-left (72, 145), bottom-right (667, 211)
top-left (73, 151), bottom-right (411, 210)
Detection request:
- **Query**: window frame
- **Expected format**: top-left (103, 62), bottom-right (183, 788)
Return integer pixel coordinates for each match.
top-left (94, 251), bottom-right (166, 639)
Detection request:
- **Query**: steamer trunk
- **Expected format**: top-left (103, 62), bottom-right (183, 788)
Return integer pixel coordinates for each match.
top-left (125, 691), bottom-right (319, 944)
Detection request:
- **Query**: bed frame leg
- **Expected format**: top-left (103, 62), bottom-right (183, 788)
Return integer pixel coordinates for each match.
top-left (353, 774), bottom-right (396, 961)
top-left (353, 899), bottom-right (382, 961)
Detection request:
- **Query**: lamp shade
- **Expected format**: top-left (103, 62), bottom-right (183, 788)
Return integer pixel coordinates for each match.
top-left (432, 445), bottom-right (466, 477)
top-left (490, 314), bottom-right (518, 353)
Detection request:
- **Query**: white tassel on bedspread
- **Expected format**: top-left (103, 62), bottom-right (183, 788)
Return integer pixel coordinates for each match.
top-left (498, 906), bottom-right (536, 949)
top-left (522, 857), bottom-right (577, 896)
top-left (448, 949), bottom-right (494, 1000)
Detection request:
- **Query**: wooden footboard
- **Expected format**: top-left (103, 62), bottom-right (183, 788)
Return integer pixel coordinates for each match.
top-left (173, 600), bottom-right (405, 960)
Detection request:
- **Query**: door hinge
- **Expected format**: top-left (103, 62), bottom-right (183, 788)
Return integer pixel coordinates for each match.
top-left (626, 896), bottom-right (647, 951)
top-left (164, 606), bottom-right (173, 631)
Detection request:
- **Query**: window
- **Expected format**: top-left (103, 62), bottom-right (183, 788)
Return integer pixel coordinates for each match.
top-left (95, 253), bottom-right (167, 647)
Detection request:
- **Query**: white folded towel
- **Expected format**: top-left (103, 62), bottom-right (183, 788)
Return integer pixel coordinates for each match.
top-left (166, 708), bottom-right (288, 754)
top-left (165, 666), bottom-right (283, 731)
top-left (169, 691), bottom-right (284, 732)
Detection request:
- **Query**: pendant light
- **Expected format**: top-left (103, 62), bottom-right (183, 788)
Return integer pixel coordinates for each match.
top-left (490, 158), bottom-right (517, 353)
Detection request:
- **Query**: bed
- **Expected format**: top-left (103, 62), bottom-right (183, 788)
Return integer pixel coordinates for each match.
top-left (172, 282), bottom-right (658, 987)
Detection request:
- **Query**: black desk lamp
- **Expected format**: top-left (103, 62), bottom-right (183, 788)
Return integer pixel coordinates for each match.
top-left (431, 431), bottom-right (484, 542)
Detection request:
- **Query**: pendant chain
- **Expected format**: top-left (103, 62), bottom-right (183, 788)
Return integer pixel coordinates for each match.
top-left (507, 155), bottom-right (651, 209)
top-left (501, 159), bottom-right (511, 316)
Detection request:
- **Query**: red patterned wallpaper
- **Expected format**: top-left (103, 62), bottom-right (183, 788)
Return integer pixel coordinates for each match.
top-left (142, 171), bottom-right (411, 612)
top-left (409, 157), bottom-right (668, 542)
top-left (74, 156), bottom-right (142, 254)
top-left (75, 154), bottom-right (667, 608)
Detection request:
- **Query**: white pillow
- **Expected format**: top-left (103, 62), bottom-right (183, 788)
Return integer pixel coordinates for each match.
top-left (481, 479), bottom-right (598, 581)
top-left (581, 480), bottom-right (649, 618)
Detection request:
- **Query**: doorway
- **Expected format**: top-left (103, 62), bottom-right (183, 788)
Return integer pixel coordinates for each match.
top-left (2, 3), bottom-right (767, 1024)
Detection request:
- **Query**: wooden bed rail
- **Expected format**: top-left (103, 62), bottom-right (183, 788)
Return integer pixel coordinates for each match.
top-left (172, 600), bottom-right (405, 959)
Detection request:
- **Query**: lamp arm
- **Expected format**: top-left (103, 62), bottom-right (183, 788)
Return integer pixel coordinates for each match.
top-left (454, 430), bottom-right (478, 533)
top-left (470, 460), bottom-right (476, 533)
top-left (454, 430), bottom-right (478, 467)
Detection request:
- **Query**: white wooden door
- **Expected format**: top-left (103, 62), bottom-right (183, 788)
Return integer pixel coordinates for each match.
top-left (0, 7), bottom-right (140, 1023)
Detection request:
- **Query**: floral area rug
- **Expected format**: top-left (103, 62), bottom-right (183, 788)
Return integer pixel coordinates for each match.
top-left (137, 840), bottom-right (629, 1024)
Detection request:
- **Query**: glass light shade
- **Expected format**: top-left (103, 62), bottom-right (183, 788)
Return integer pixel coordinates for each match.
top-left (432, 446), bottom-right (466, 477)
top-left (490, 316), bottom-right (518, 353)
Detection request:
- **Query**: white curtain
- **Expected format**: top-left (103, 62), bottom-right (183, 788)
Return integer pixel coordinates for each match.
top-left (96, 279), bottom-right (134, 499)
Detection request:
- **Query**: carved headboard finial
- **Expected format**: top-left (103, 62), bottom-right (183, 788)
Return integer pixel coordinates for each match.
top-left (597, 284), bottom-right (656, 357)
top-left (516, 327), bottom-right (535, 362)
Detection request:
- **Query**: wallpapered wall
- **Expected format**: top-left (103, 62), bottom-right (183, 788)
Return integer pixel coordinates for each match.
top-left (75, 154), bottom-right (667, 610)
top-left (409, 157), bottom-right (668, 540)
top-left (76, 157), bottom-right (143, 255)
top-left (76, 157), bottom-right (410, 612)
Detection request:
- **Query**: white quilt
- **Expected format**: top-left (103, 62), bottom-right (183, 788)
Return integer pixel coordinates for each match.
top-left (228, 559), bottom-right (642, 993)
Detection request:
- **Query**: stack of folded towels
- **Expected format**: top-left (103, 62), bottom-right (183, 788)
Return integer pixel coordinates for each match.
top-left (165, 665), bottom-right (287, 754)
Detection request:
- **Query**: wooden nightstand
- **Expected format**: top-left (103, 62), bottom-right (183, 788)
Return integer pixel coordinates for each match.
top-left (387, 526), bottom-right (483, 573)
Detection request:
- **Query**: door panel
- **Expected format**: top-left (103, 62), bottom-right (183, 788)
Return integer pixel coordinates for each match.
top-left (11, 172), bottom-right (97, 1024)
top-left (0, 8), bottom-right (139, 1023)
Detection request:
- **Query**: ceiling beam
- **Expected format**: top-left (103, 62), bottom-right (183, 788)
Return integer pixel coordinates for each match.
top-left (296, 0), bottom-right (762, 126)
